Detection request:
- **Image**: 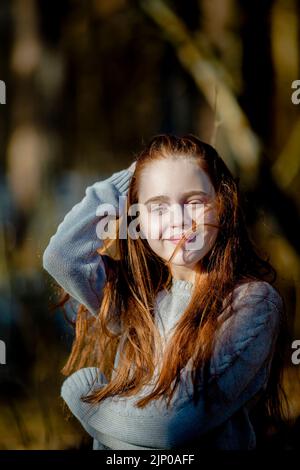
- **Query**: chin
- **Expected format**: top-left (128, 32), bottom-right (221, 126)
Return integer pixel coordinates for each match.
top-left (161, 251), bottom-right (202, 266)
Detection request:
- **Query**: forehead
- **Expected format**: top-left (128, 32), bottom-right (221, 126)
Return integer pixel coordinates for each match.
top-left (138, 158), bottom-right (215, 201)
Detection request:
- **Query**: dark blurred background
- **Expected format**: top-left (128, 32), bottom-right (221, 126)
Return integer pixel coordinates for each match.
top-left (0, 0), bottom-right (300, 449)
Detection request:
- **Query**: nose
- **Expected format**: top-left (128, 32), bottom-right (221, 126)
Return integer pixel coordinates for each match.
top-left (169, 203), bottom-right (189, 234)
top-left (168, 201), bottom-right (199, 236)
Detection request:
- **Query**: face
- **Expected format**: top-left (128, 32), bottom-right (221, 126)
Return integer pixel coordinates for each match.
top-left (136, 158), bottom-right (219, 271)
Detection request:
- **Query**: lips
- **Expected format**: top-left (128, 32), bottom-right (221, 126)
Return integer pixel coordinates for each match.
top-left (166, 235), bottom-right (184, 241)
top-left (166, 234), bottom-right (197, 243)
top-left (167, 239), bottom-right (182, 244)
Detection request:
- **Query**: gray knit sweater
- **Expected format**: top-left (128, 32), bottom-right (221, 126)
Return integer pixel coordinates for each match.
top-left (42, 168), bottom-right (283, 450)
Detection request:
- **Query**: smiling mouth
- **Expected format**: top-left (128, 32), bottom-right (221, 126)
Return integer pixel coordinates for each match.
top-left (166, 234), bottom-right (197, 244)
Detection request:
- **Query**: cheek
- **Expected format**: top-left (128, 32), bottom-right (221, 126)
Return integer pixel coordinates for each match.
top-left (139, 210), bottom-right (165, 240)
top-left (203, 206), bottom-right (219, 246)
top-left (138, 210), bottom-right (168, 258)
top-left (138, 207), bottom-right (150, 239)
top-left (184, 204), bottom-right (205, 230)
top-left (184, 203), bottom-right (217, 239)
top-left (139, 216), bottom-right (165, 258)
top-left (184, 206), bottom-right (218, 254)
top-left (204, 203), bottom-right (218, 230)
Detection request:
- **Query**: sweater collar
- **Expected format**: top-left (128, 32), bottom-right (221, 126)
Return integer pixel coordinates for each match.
top-left (170, 278), bottom-right (194, 292)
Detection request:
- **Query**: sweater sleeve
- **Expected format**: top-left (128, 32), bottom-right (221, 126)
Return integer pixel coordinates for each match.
top-left (59, 281), bottom-right (284, 450)
top-left (42, 168), bottom-right (133, 317)
top-left (189, 281), bottom-right (283, 436)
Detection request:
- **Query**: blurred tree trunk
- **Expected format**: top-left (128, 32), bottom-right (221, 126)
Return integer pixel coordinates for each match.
top-left (297, 0), bottom-right (300, 75)
top-left (0, 0), bottom-right (12, 176)
top-left (238, 0), bottom-right (275, 149)
top-left (159, 0), bottom-right (200, 134)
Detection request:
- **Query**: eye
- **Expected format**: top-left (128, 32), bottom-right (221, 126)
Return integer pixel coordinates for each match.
top-left (187, 199), bottom-right (206, 205)
top-left (150, 204), bottom-right (168, 214)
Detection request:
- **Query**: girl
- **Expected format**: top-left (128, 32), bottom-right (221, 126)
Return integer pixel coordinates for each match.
top-left (43, 134), bottom-right (289, 450)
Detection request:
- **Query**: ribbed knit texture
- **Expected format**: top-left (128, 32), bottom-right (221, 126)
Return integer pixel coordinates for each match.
top-left (42, 167), bottom-right (283, 450)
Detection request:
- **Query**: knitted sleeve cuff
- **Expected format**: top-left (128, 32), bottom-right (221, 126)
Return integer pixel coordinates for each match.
top-left (105, 168), bottom-right (134, 195)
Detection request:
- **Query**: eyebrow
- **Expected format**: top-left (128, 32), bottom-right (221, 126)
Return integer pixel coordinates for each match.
top-left (144, 190), bottom-right (209, 205)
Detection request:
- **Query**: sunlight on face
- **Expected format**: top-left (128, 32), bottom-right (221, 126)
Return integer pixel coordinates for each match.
top-left (137, 158), bottom-right (219, 270)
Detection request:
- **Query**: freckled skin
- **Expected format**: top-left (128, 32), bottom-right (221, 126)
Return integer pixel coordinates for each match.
top-left (137, 158), bottom-right (219, 282)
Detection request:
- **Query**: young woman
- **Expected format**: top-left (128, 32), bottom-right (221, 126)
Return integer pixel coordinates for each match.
top-left (43, 134), bottom-right (289, 450)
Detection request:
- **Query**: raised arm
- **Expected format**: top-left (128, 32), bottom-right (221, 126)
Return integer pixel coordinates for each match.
top-left (42, 165), bottom-right (135, 317)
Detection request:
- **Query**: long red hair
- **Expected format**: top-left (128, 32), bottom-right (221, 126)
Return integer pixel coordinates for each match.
top-left (52, 134), bottom-right (290, 443)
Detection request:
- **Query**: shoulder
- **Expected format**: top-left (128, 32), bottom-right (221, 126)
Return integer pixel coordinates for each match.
top-left (232, 280), bottom-right (283, 334)
top-left (211, 281), bottom-right (283, 375)
top-left (220, 280), bottom-right (283, 327)
top-left (231, 280), bottom-right (283, 310)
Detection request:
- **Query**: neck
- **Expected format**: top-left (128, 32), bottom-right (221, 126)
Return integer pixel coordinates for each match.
top-left (170, 265), bottom-right (198, 283)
